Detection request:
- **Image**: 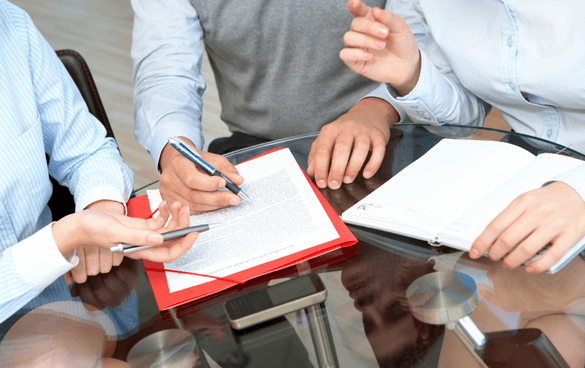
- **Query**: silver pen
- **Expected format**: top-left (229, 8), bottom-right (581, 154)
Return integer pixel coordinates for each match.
top-left (110, 223), bottom-right (224, 254)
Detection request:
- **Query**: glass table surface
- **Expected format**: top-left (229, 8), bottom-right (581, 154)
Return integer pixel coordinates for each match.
top-left (2, 124), bottom-right (585, 368)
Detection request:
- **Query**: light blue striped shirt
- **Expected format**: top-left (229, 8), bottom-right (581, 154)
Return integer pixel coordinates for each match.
top-left (0, 1), bottom-right (133, 324)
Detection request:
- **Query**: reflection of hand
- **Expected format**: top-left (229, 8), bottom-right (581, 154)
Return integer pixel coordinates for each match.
top-left (159, 137), bottom-right (243, 214)
top-left (470, 182), bottom-right (585, 273)
top-left (181, 310), bottom-right (227, 342)
top-left (69, 257), bottom-right (139, 310)
top-left (319, 176), bottom-right (385, 215)
top-left (475, 257), bottom-right (585, 314)
top-left (307, 98), bottom-right (397, 190)
top-left (340, 0), bottom-right (421, 96)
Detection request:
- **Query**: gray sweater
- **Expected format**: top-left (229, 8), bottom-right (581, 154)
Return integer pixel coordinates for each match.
top-left (191, 0), bottom-right (387, 140)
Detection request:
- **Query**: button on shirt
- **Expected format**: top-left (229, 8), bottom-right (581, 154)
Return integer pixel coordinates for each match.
top-left (0, 2), bottom-right (133, 323)
top-left (385, 0), bottom-right (585, 200)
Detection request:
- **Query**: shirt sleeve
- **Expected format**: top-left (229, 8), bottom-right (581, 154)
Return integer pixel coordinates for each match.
top-left (20, 5), bottom-right (134, 212)
top-left (131, 0), bottom-right (207, 168)
top-left (0, 224), bottom-right (78, 323)
top-left (0, 3), bottom-right (133, 324)
top-left (382, 0), bottom-right (491, 128)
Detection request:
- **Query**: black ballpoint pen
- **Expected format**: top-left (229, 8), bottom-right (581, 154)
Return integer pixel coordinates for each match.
top-left (168, 136), bottom-right (251, 201)
top-left (110, 223), bottom-right (224, 254)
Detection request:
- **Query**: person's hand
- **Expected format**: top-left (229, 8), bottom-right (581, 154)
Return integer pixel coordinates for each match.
top-left (55, 200), bottom-right (198, 284)
top-left (66, 200), bottom-right (126, 285)
top-left (158, 137), bottom-right (244, 214)
top-left (340, 0), bottom-right (421, 96)
top-left (69, 257), bottom-right (139, 310)
top-left (469, 182), bottom-right (585, 273)
top-left (307, 98), bottom-right (398, 189)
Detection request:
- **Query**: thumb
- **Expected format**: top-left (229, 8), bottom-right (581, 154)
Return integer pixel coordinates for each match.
top-left (347, 0), bottom-right (371, 17)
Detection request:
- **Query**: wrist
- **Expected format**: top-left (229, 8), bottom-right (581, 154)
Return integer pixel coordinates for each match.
top-left (86, 200), bottom-right (125, 216)
top-left (357, 97), bottom-right (400, 127)
top-left (393, 50), bottom-right (422, 97)
top-left (52, 214), bottom-right (80, 256)
top-left (159, 136), bottom-right (197, 172)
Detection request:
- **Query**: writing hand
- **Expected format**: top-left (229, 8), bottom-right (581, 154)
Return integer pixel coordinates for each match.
top-left (159, 137), bottom-right (243, 213)
top-left (340, 0), bottom-right (421, 96)
top-left (469, 182), bottom-right (585, 273)
top-left (307, 98), bottom-right (397, 189)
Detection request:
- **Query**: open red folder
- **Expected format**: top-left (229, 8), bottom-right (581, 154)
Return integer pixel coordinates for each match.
top-left (128, 148), bottom-right (357, 311)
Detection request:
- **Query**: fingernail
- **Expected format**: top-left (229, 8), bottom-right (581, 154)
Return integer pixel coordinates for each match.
top-left (329, 180), bottom-right (339, 189)
top-left (469, 249), bottom-right (479, 258)
top-left (219, 180), bottom-right (226, 189)
top-left (230, 197), bottom-right (240, 206)
top-left (377, 28), bottom-right (388, 37)
top-left (363, 171), bottom-right (372, 179)
top-left (376, 40), bottom-right (386, 49)
top-left (317, 180), bottom-right (326, 188)
top-left (525, 266), bottom-right (534, 273)
top-left (343, 176), bottom-right (352, 184)
top-left (149, 233), bottom-right (163, 244)
top-left (364, 51), bottom-right (373, 59)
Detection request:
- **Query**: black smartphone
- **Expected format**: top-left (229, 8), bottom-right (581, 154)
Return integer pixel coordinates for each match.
top-left (224, 273), bottom-right (327, 330)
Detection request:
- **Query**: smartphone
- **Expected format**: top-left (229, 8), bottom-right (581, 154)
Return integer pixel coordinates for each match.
top-left (224, 273), bottom-right (327, 330)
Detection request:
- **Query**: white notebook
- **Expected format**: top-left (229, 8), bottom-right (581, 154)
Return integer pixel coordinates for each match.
top-left (342, 139), bottom-right (585, 273)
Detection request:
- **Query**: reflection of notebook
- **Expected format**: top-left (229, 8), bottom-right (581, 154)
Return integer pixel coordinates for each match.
top-left (129, 148), bottom-right (357, 310)
top-left (347, 224), bottom-right (442, 262)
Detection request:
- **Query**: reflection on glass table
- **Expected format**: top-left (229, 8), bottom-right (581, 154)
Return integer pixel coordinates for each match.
top-left (3, 124), bottom-right (585, 367)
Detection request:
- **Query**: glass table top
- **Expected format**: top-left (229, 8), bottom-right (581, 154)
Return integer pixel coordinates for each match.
top-left (2, 124), bottom-right (584, 368)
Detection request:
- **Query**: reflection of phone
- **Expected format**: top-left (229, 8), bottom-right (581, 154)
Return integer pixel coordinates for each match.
top-left (224, 273), bottom-right (327, 330)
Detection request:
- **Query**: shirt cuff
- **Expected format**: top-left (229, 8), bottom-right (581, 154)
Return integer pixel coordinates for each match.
top-left (76, 186), bottom-right (129, 214)
top-left (11, 223), bottom-right (79, 290)
top-left (389, 50), bottom-right (455, 125)
top-left (362, 84), bottom-right (407, 123)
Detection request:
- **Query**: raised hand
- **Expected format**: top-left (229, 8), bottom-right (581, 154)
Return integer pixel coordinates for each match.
top-left (340, 0), bottom-right (421, 96)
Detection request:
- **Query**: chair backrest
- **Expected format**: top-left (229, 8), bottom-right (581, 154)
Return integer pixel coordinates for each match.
top-left (48, 49), bottom-right (116, 220)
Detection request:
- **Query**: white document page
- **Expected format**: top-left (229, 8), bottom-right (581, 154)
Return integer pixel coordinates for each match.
top-left (341, 139), bottom-right (535, 240)
top-left (147, 148), bottom-right (339, 293)
top-left (438, 153), bottom-right (585, 249)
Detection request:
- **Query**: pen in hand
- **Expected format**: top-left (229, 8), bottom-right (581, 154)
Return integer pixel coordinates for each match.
top-left (110, 222), bottom-right (224, 254)
top-left (168, 136), bottom-right (251, 201)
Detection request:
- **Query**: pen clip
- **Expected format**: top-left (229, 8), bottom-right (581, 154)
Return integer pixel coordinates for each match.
top-left (169, 136), bottom-right (202, 158)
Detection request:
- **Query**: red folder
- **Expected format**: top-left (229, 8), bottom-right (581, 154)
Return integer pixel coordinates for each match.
top-left (128, 148), bottom-right (357, 311)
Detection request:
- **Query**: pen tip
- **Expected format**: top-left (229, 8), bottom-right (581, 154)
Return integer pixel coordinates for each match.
top-left (239, 191), bottom-right (251, 202)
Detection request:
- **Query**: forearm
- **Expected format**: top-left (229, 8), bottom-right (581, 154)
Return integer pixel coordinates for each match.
top-left (131, 0), bottom-right (207, 166)
top-left (353, 96), bottom-right (401, 129)
top-left (388, 50), bottom-right (489, 127)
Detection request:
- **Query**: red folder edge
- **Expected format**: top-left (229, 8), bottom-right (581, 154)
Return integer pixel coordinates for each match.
top-left (130, 148), bottom-right (357, 311)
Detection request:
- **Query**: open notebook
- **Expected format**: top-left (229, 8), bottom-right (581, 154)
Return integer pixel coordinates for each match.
top-left (342, 139), bottom-right (585, 274)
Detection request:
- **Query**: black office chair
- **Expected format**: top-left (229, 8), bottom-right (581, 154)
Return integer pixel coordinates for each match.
top-left (48, 49), bottom-right (117, 221)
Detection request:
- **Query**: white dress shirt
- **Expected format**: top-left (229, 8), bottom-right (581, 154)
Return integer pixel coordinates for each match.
top-left (384, 0), bottom-right (585, 200)
top-left (0, 1), bottom-right (133, 324)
